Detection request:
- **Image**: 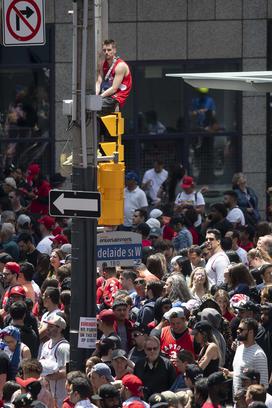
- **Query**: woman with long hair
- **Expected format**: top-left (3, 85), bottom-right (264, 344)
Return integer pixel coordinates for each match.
top-left (228, 263), bottom-right (255, 291)
top-left (189, 267), bottom-right (209, 301)
top-left (164, 274), bottom-right (191, 306)
top-left (192, 321), bottom-right (220, 377)
top-left (48, 249), bottom-right (65, 278)
top-left (146, 253), bottom-right (167, 279)
top-left (232, 172), bottom-right (260, 225)
top-left (214, 289), bottom-right (234, 322)
top-left (171, 256), bottom-right (192, 278)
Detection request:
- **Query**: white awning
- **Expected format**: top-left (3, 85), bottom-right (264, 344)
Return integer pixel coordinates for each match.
top-left (165, 71), bottom-right (272, 92)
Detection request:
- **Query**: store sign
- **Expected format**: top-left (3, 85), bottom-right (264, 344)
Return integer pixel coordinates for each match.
top-left (2, 0), bottom-right (45, 46)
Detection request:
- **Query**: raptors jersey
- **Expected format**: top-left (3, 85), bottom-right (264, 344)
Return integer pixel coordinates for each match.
top-left (160, 326), bottom-right (194, 359)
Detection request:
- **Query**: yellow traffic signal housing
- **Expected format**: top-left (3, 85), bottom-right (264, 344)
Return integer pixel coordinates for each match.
top-left (98, 162), bottom-right (125, 226)
top-left (99, 112), bottom-right (124, 162)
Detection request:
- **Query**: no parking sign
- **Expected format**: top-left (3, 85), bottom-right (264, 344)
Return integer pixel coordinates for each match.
top-left (2, 0), bottom-right (45, 46)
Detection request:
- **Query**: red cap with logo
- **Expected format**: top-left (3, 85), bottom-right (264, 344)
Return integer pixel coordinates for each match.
top-left (122, 374), bottom-right (144, 397)
top-left (50, 234), bottom-right (68, 245)
top-left (37, 215), bottom-right (56, 230)
top-left (9, 285), bottom-right (26, 297)
top-left (181, 176), bottom-right (194, 189)
top-left (5, 262), bottom-right (20, 275)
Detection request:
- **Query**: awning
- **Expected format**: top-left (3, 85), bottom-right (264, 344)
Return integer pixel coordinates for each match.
top-left (165, 71), bottom-right (272, 92)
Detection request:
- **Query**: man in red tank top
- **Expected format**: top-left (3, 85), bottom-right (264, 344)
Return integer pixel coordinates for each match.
top-left (96, 39), bottom-right (132, 114)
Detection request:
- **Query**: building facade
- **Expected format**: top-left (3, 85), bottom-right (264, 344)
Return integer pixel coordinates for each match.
top-left (0, 0), bottom-right (271, 215)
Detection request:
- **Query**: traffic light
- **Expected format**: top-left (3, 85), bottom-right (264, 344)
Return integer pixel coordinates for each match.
top-left (98, 112), bottom-right (125, 225)
top-left (99, 112), bottom-right (124, 162)
top-left (98, 162), bottom-right (125, 225)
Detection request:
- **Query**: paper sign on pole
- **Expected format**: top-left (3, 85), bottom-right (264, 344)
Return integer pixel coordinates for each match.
top-left (77, 317), bottom-right (97, 349)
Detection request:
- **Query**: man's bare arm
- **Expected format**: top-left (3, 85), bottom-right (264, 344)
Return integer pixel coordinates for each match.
top-left (101, 62), bottom-right (127, 98)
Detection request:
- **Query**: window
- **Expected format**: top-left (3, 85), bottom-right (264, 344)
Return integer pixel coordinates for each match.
top-left (123, 60), bottom-right (241, 188)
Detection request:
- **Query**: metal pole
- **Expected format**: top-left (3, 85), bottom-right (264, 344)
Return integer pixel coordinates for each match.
top-left (70, 0), bottom-right (99, 370)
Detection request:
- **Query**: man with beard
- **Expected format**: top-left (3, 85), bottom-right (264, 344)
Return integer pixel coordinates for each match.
top-left (224, 318), bottom-right (268, 395)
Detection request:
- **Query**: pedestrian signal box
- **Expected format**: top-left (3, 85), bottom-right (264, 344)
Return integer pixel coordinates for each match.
top-left (99, 112), bottom-right (124, 162)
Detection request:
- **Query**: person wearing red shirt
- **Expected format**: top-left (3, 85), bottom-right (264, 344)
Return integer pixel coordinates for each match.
top-left (157, 307), bottom-right (195, 359)
top-left (96, 39), bottom-right (132, 114)
top-left (27, 163), bottom-right (51, 215)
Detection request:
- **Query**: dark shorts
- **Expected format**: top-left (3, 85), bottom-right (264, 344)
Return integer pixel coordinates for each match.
top-left (101, 96), bottom-right (119, 114)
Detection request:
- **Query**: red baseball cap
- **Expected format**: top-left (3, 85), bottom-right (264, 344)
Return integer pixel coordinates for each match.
top-left (5, 262), bottom-right (20, 275)
top-left (181, 176), bottom-right (194, 189)
top-left (122, 374), bottom-right (143, 397)
top-left (50, 234), bottom-right (68, 245)
top-left (97, 309), bottom-right (115, 324)
top-left (27, 163), bottom-right (40, 176)
top-left (9, 285), bottom-right (26, 297)
top-left (37, 215), bottom-right (56, 230)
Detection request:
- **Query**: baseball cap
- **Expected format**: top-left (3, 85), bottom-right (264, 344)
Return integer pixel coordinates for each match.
top-left (149, 227), bottom-right (161, 238)
top-left (37, 215), bottom-right (56, 230)
top-left (146, 218), bottom-right (160, 229)
top-left (236, 300), bottom-right (260, 313)
top-left (90, 363), bottom-right (114, 382)
top-left (191, 320), bottom-right (213, 335)
top-left (46, 315), bottom-right (66, 330)
top-left (181, 176), bottom-right (194, 189)
top-left (61, 243), bottom-right (72, 255)
top-left (9, 285), bottom-right (26, 297)
top-left (131, 322), bottom-right (146, 334)
top-left (97, 309), bottom-right (115, 324)
top-left (112, 349), bottom-right (127, 360)
top-left (17, 214), bottom-right (31, 227)
top-left (0, 253), bottom-right (13, 264)
top-left (27, 163), bottom-right (40, 176)
top-left (207, 371), bottom-right (232, 387)
top-left (50, 234), bottom-right (68, 245)
top-left (230, 293), bottom-right (250, 309)
top-left (149, 209), bottom-right (163, 219)
top-left (5, 262), bottom-right (20, 275)
top-left (240, 368), bottom-right (260, 382)
top-left (163, 307), bottom-right (185, 321)
top-left (92, 384), bottom-right (120, 400)
top-left (4, 177), bottom-right (17, 189)
top-left (122, 374), bottom-right (143, 397)
top-left (125, 171), bottom-right (139, 183)
top-left (149, 394), bottom-right (168, 408)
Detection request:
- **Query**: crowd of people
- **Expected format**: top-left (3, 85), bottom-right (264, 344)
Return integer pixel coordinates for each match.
top-left (0, 159), bottom-right (272, 408)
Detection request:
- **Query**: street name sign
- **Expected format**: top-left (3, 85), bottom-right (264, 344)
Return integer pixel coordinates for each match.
top-left (97, 231), bottom-right (142, 267)
top-left (49, 190), bottom-right (101, 219)
top-left (2, 0), bottom-right (45, 46)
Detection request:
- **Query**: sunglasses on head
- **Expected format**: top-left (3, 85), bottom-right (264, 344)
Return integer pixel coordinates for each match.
top-left (135, 279), bottom-right (145, 285)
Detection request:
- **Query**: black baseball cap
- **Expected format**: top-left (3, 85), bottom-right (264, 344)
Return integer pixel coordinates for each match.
top-left (93, 384), bottom-right (120, 400)
top-left (208, 371), bottom-right (232, 387)
top-left (240, 368), bottom-right (260, 382)
top-left (191, 320), bottom-right (213, 335)
top-left (131, 322), bottom-right (146, 333)
top-left (236, 300), bottom-right (260, 313)
top-left (112, 349), bottom-right (127, 360)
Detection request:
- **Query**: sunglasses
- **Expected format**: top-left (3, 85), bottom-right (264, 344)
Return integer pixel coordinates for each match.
top-left (146, 347), bottom-right (158, 351)
top-left (135, 280), bottom-right (145, 285)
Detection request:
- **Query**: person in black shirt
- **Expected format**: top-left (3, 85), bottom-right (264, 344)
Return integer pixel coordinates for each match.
top-left (17, 233), bottom-right (40, 268)
top-left (0, 350), bottom-right (10, 397)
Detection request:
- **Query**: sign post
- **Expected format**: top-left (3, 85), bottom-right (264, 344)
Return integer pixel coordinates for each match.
top-left (2, 0), bottom-right (45, 46)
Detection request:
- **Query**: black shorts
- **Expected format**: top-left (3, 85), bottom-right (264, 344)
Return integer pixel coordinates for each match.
top-left (101, 96), bottom-right (119, 114)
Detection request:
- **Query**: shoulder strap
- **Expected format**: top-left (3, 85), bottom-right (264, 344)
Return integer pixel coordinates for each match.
top-left (54, 339), bottom-right (69, 360)
top-left (104, 56), bottom-right (119, 80)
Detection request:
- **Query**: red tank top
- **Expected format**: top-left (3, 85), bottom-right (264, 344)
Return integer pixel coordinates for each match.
top-left (160, 326), bottom-right (195, 358)
top-left (102, 58), bottom-right (132, 108)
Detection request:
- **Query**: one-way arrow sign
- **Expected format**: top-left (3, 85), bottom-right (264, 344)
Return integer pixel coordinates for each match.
top-left (49, 190), bottom-right (101, 219)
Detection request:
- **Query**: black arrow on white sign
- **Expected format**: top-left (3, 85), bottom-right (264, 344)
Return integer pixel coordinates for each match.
top-left (49, 190), bottom-right (101, 219)
top-left (16, 7), bottom-right (34, 31)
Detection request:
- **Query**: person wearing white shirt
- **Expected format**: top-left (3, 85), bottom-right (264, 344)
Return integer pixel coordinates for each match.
top-left (205, 229), bottom-right (230, 286)
top-left (224, 190), bottom-right (245, 227)
top-left (174, 176), bottom-right (205, 228)
top-left (142, 160), bottom-right (168, 205)
top-left (225, 230), bottom-right (249, 267)
top-left (124, 172), bottom-right (148, 229)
